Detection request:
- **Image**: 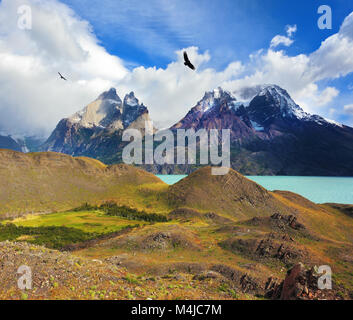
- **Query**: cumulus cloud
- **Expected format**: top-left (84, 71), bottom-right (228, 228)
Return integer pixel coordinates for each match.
top-left (286, 25), bottom-right (297, 37)
top-left (0, 0), bottom-right (353, 137)
top-left (308, 13), bottom-right (353, 82)
top-left (270, 35), bottom-right (293, 48)
top-left (0, 0), bottom-right (127, 136)
top-left (222, 14), bottom-right (353, 115)
top-left (344, 104), bottom-right (353, 115)
top-left (116, 47), bottom-right (244, 128)
top-left (270, 24), bottom-right (297, 49)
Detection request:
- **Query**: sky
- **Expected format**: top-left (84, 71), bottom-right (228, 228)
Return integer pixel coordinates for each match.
top-left (0, 0), bottom-right (353, 136)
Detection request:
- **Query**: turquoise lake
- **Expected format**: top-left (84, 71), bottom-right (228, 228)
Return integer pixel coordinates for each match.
top-left (156, 175), bottom-right (353, 204)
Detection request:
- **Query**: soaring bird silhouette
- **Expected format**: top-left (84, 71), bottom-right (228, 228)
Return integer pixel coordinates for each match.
top-left (183, 51), bottom-right (195, 70)
top-left (58, 72), bottom-right (67, 81)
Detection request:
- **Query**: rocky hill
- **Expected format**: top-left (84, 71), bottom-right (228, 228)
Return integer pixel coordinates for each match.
top-left (167, 166), bottom-right (293, 219)
top-left (1, 153), bottom-right (353, 300)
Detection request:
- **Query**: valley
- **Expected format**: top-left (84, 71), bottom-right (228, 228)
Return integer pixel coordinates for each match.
top-left (0, 149), bottom-right (353, 300)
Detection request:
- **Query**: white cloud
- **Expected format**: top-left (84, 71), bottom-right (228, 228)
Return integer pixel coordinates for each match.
top-left (308, 13), bottom-right (353, 82)
top-left (0, 0), bottom-right (353, 137)
top-left (286, 24), bottom-right (297, 37)
top-left (344, 104), bottom-right (353, 115)
top-left (0, 0), bottom-right (127, 136)
top-left (270, 24), bottom-right (297, 49)
top-left (221, 49), bottom-right (338, 115)
top-left (270, 35), bottom-right (293, 48)
top-left (116, 47), bottom-right (244, 128)
top-left (222, 14), bottom-right (353, 116)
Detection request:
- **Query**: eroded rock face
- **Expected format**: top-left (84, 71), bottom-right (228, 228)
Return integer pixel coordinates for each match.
top-left (41, 88), bottom-right (154, 156)
top-left (270, 213), bottom-right (305, 231)
top-left (280, 263), bottom-right (307, 300)
top-left (221, 236), bottom-right (306, 266)
top-left (266, 263), bottom-right (342, 300)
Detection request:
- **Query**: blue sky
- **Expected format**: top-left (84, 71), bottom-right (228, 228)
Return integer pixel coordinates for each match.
top-left (58, 0), bottom-right (353, 124)
top-left (59, 0), bottom-right (349, 68)
top-left (1, 0), bottom-right (353, 135)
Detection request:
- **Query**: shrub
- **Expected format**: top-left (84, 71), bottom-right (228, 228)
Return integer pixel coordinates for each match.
top-left (73, 201), bottom-right (169, 223)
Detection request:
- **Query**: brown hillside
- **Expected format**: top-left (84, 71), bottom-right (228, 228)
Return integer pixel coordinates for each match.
top-left (0, 149), bottom-right (164, 217)
top-left (167, 166), bottom-right (295, 219)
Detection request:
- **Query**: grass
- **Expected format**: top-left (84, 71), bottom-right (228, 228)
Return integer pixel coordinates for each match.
top-left (0, 208), bottom-right (153, 250)
top-left (0, 150), bottom-right (172, 218)
top-left (0, 223), bottom-right (101, 249)
top-left (1, 150), bottom-right (353, 299)
top-left (6, 210), bottom-right (148, 234)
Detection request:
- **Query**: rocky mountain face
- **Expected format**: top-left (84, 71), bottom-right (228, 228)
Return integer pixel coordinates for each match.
top-left (41, 88), bottom-right (153, 160)
top-left (171, 88), bottom-right (256, 143)
top-left (0, 135), bottom-right (23, 152)
top-left (0, 134), bottom-right (46, 153)
top-left (169, 85), bottom-right (353, 176)
top-left (38, 85), bottom-right (353, 175)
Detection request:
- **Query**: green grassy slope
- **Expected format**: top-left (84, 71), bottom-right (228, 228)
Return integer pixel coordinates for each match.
top-left (167, 166), bottom-right (296, 220)
top-left (1, 150), bottom-right (353, 299)
top-left (0, 149), bottom-right (169, 217)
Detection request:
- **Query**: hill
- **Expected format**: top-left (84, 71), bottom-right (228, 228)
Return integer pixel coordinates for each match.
top-left (167, 166), bottom-right (295, 219)
top-left (1, 153), bottom-right (353, 299)
top-left (0, 149), bottom-right (166, 217)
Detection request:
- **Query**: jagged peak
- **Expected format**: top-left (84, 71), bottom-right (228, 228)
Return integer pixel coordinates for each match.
top-left (97, 88), bottom-right (121, 103)
top-left (203, 87), bottom-right (236, 100)
top-left (123, 91), bottom-right (139, 107)
top-left (248, 84), bottom-right (309, 120)
top-left (258, 84), bottom-right (292, 100)
top-left (195, 87), bottom-right (237, 113)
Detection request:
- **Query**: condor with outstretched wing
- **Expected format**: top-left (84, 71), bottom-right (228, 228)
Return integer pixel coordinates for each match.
top-left (183, 51), bottom-right (195, 70)
top-left (58, 72), bottom-right (67, 81)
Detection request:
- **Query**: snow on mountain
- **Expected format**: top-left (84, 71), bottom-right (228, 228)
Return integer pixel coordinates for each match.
top-left (124, 91), bottom-right (139, 107)
top-left (250, 120), bottom-right (264, 132)
top-left (194, 87), bottom-right (238, 113)
top-left (169, 84), bottom-right (353, 176)
top-left (255, 85), bottom-right (310, 120)
top-left (323, 118), bottom-right (343, 128)
top-left (236, 84), bottom-right (346, 129)
top-left (67, 88), bottom-right (149, 130)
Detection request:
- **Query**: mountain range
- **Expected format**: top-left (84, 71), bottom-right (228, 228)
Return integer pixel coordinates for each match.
top-left (40, 88), bottom-right (154, 162)
top-left (170, 85), bottom-right (353, 175)
top-left (1, 85), bottom-right (353, 176)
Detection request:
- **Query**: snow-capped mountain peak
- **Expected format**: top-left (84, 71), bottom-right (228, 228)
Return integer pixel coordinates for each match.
top-left (256, 84), bottom-right (309, 120)
top-left (196, 87), bottom-right (237, 113)
top-left (123, 91), bottom-right (139, 107)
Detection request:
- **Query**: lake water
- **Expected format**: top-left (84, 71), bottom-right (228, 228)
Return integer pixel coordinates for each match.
top-left (156, 175), bottom-right (353, 204)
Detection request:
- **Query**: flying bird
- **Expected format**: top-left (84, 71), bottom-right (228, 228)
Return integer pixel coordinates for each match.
top-left (183, 51), bottom-right (195, 70)
top-left (58, 72), bottom-right (67, 81)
